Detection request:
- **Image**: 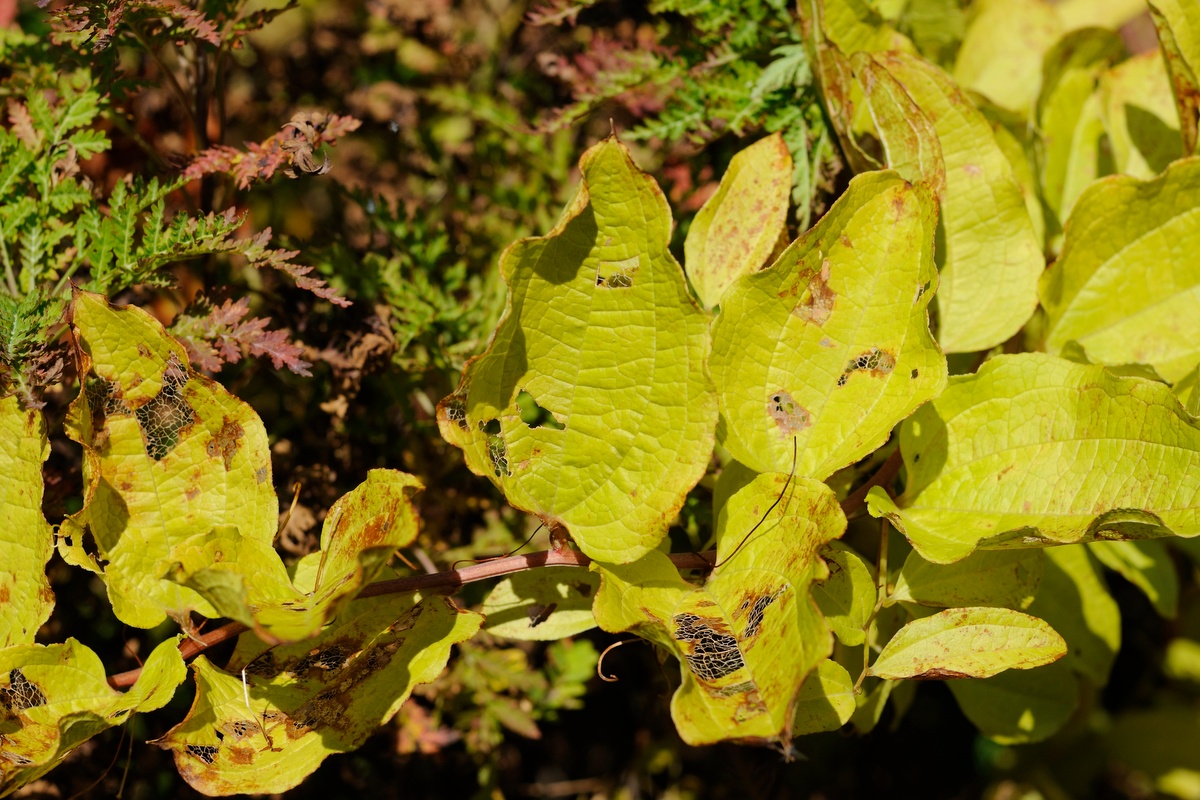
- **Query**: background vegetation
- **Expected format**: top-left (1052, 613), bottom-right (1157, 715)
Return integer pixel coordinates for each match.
top-left (2, 0), bottom-right (1198, 798)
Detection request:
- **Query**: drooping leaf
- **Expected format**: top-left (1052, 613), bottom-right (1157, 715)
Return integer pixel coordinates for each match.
top-left (591, 474), bottom-right (844, 747)
top-left (872, 51), bottom-right (1044, 352)
top-left (167, 470), bottom-right (424, 644)
top-left (891, 549), bottom-right (1042, 610)
top-left (1089, 539), bottom-right (1179, 618)
top-left (481, 566), bottom-right (599, 641)
top-left (0, 396), bottom-right (53, 649)
top-left (850, 677), bottom-right (895, 733)
top-left (684, 133), bottom-right (792, 311)
top-left (812, 542), bottom-right (876, 646)
top-left (852, 52), bottom-right (946, 197)
top-left (1029, 545), bottom-right (1121, 685)
top-left (952, 0), bottom-right (1063, 116)
top-left (1099, 51), bottom-right (1184, 178)
top-left (59, 290), bottom-right (278, 629)
top-left (1036, 28), bottom-right (1125, 225)
top-left (868, 354), bottom-right (1200, 564)
top-left (710, 170), bottom-right (946, 480)
top-left (811, 0), bottom-right (910, 56)
top-left (436, 137), bottom-right (717, 564)
top-left (1148, 0), bottom-right (1200, 154)
top-left (156, 594), bottom-right (482, 796)
top-left (867, 607), bottom-right (1066, 680)
top-left (1042, 157), bottom-right (1200, 383)
top-left (792, 658), bottom-right (856, 735)
top-left (0, 637), bottom-right (186, 795)
top-left (947, 659), bottom-right (1079, 744)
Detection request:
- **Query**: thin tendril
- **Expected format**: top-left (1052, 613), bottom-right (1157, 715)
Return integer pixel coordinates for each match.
top-left (451, 522), bottom-right (545, 571)
top-left (597, 638), bottom-right (641, 683)
top-left (712, 436), bottom-right (798, 569)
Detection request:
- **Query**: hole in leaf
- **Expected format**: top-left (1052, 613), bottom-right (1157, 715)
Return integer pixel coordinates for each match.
top-left (516, 390), bottom-right (566, 430)
top-left (0, 669), bottom-right (47, 712)
top-left (444, 397), bottom-right (468, 430)
top-left (487, 434), bottom-right (511, 478)
top-left (185, 744), bottom-right (219, 764)
top-left (911, 368), bottom-right (919, 379)
top-left (767, 391), bottom-right (811, 435)
top-left (740, 591), bottom-right (781, 638)
top-left (481, 419), bottom-right (501, 435)
top-left (837, 347), bottom-right (897, 387)
top-left (672, 613), bottom-right (745, 682)
top-left (136, 354), bottom-right (196, 460)
top-left (595, 256), bottom-right (639, 289)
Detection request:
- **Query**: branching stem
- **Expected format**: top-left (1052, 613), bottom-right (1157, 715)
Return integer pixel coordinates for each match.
top-left (106, 453), bottom-right (902, 689)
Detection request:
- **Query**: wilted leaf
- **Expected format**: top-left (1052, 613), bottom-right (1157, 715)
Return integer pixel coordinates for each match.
top-left (1042, 157), bottom-right (1200, 383)
top-left (436, 137), bottom-right (717, 564)
top-left (873, 51), bottom-right (1044, 352)
top-left (891, 549), bottom-right (1042, 610)
top-left (867, 354), bottom-right (1200, 564)
top-left (1089, 539), bottom-right (1179, 618)
top-left (591, 475), bottom-right (844, 746)
top-left (0, 637), bottom-right (186, 794)
top-left (852, 52), bottom-right (946, 197)
top-left (1148, 0), bottom-right (1200, 154)
top-left (710, 170), bottom-right (946, 480)
top-left (812, 542), bottom-right (876, 646)
top-left (168, 470), bottom-right (424, 644)
top-left (947, 659), bottom-right (1079, 744)
top-left (481, 566), bottom-right (599, 641)
top-left (867, 607), bottom-right (1066, 680)
top-left (59, 290), bottom-right (278, 629)
top-left (792, 658), bottom-right (856, 735)
top-left (157, 594), bottom-right (481, 796)
top-left (0, 396), bottom-right (53, 649)
top-left (684, 133), bottom-right (792, 310)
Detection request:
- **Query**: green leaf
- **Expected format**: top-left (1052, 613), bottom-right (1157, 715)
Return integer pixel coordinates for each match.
top-left (1100, 51), bottom-right (1184, 178)
top-left (58, 290), bottom-right (278, 629)
top-left (481, 566), bottom-right (599, 641)
top-left (0, 637), bottom-right (186, 795)
top-left (952, 0), bottom-right (1063, 116)
top-left (436, 137), bottom-right (717, 563)
top-left (792, 658), bottom-right (856, 735)
top-left (591, 474), bottom-right (844, 746)
top-left (1089, 539), bottom-right (1179, 618)
top-left (1042, 157), bottom-right (1200, 383)
top-left (0, 396), bottom-right (53, 649)
top-left (168, 470), bottom-right (424, 643)
top-left (947, 659), bottom-right (1079, 744)
top-left (710, 170), bottom-right (946, 480)
top-left (872, 51), bottom-right (1044, 353)
top-left (1148, 0), bottom-right (1200, 154)
top-left (684, 133), bottom-right (792, 310)
top-left (156, 594), bottom-right (482, 796)
top-left (812, 542), bottom-right (876, 646)
top-left (867, 607), bottom-right (1067, 680)
top-left (1029, 545), bottom-right (1120, 684)
top-left (813, 0), bottom-right (910, 55)
top-left (1036, 28), bottom-right (1125, 225)
top-left (891, 549), bottom-right (1042, 610)
top-left (867, 353), bottom-right (1200, 564)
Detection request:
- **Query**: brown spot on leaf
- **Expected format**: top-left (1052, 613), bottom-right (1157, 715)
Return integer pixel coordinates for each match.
top-left (792, 259), bottom-right (836, 325)
top-left (768, 391), bottom-right (811, 436)
top-left (962, 164), bottom-right (983, 177)
top-left (206, 418), bottom-right (245, 470)
top-left (908, 668), bottom-right (972, 680)
top-left (137, 344), bottom-right (152, 358)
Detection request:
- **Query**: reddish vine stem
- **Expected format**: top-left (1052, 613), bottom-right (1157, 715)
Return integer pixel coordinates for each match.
top-left (106, 455), bottom-right (899, 690)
